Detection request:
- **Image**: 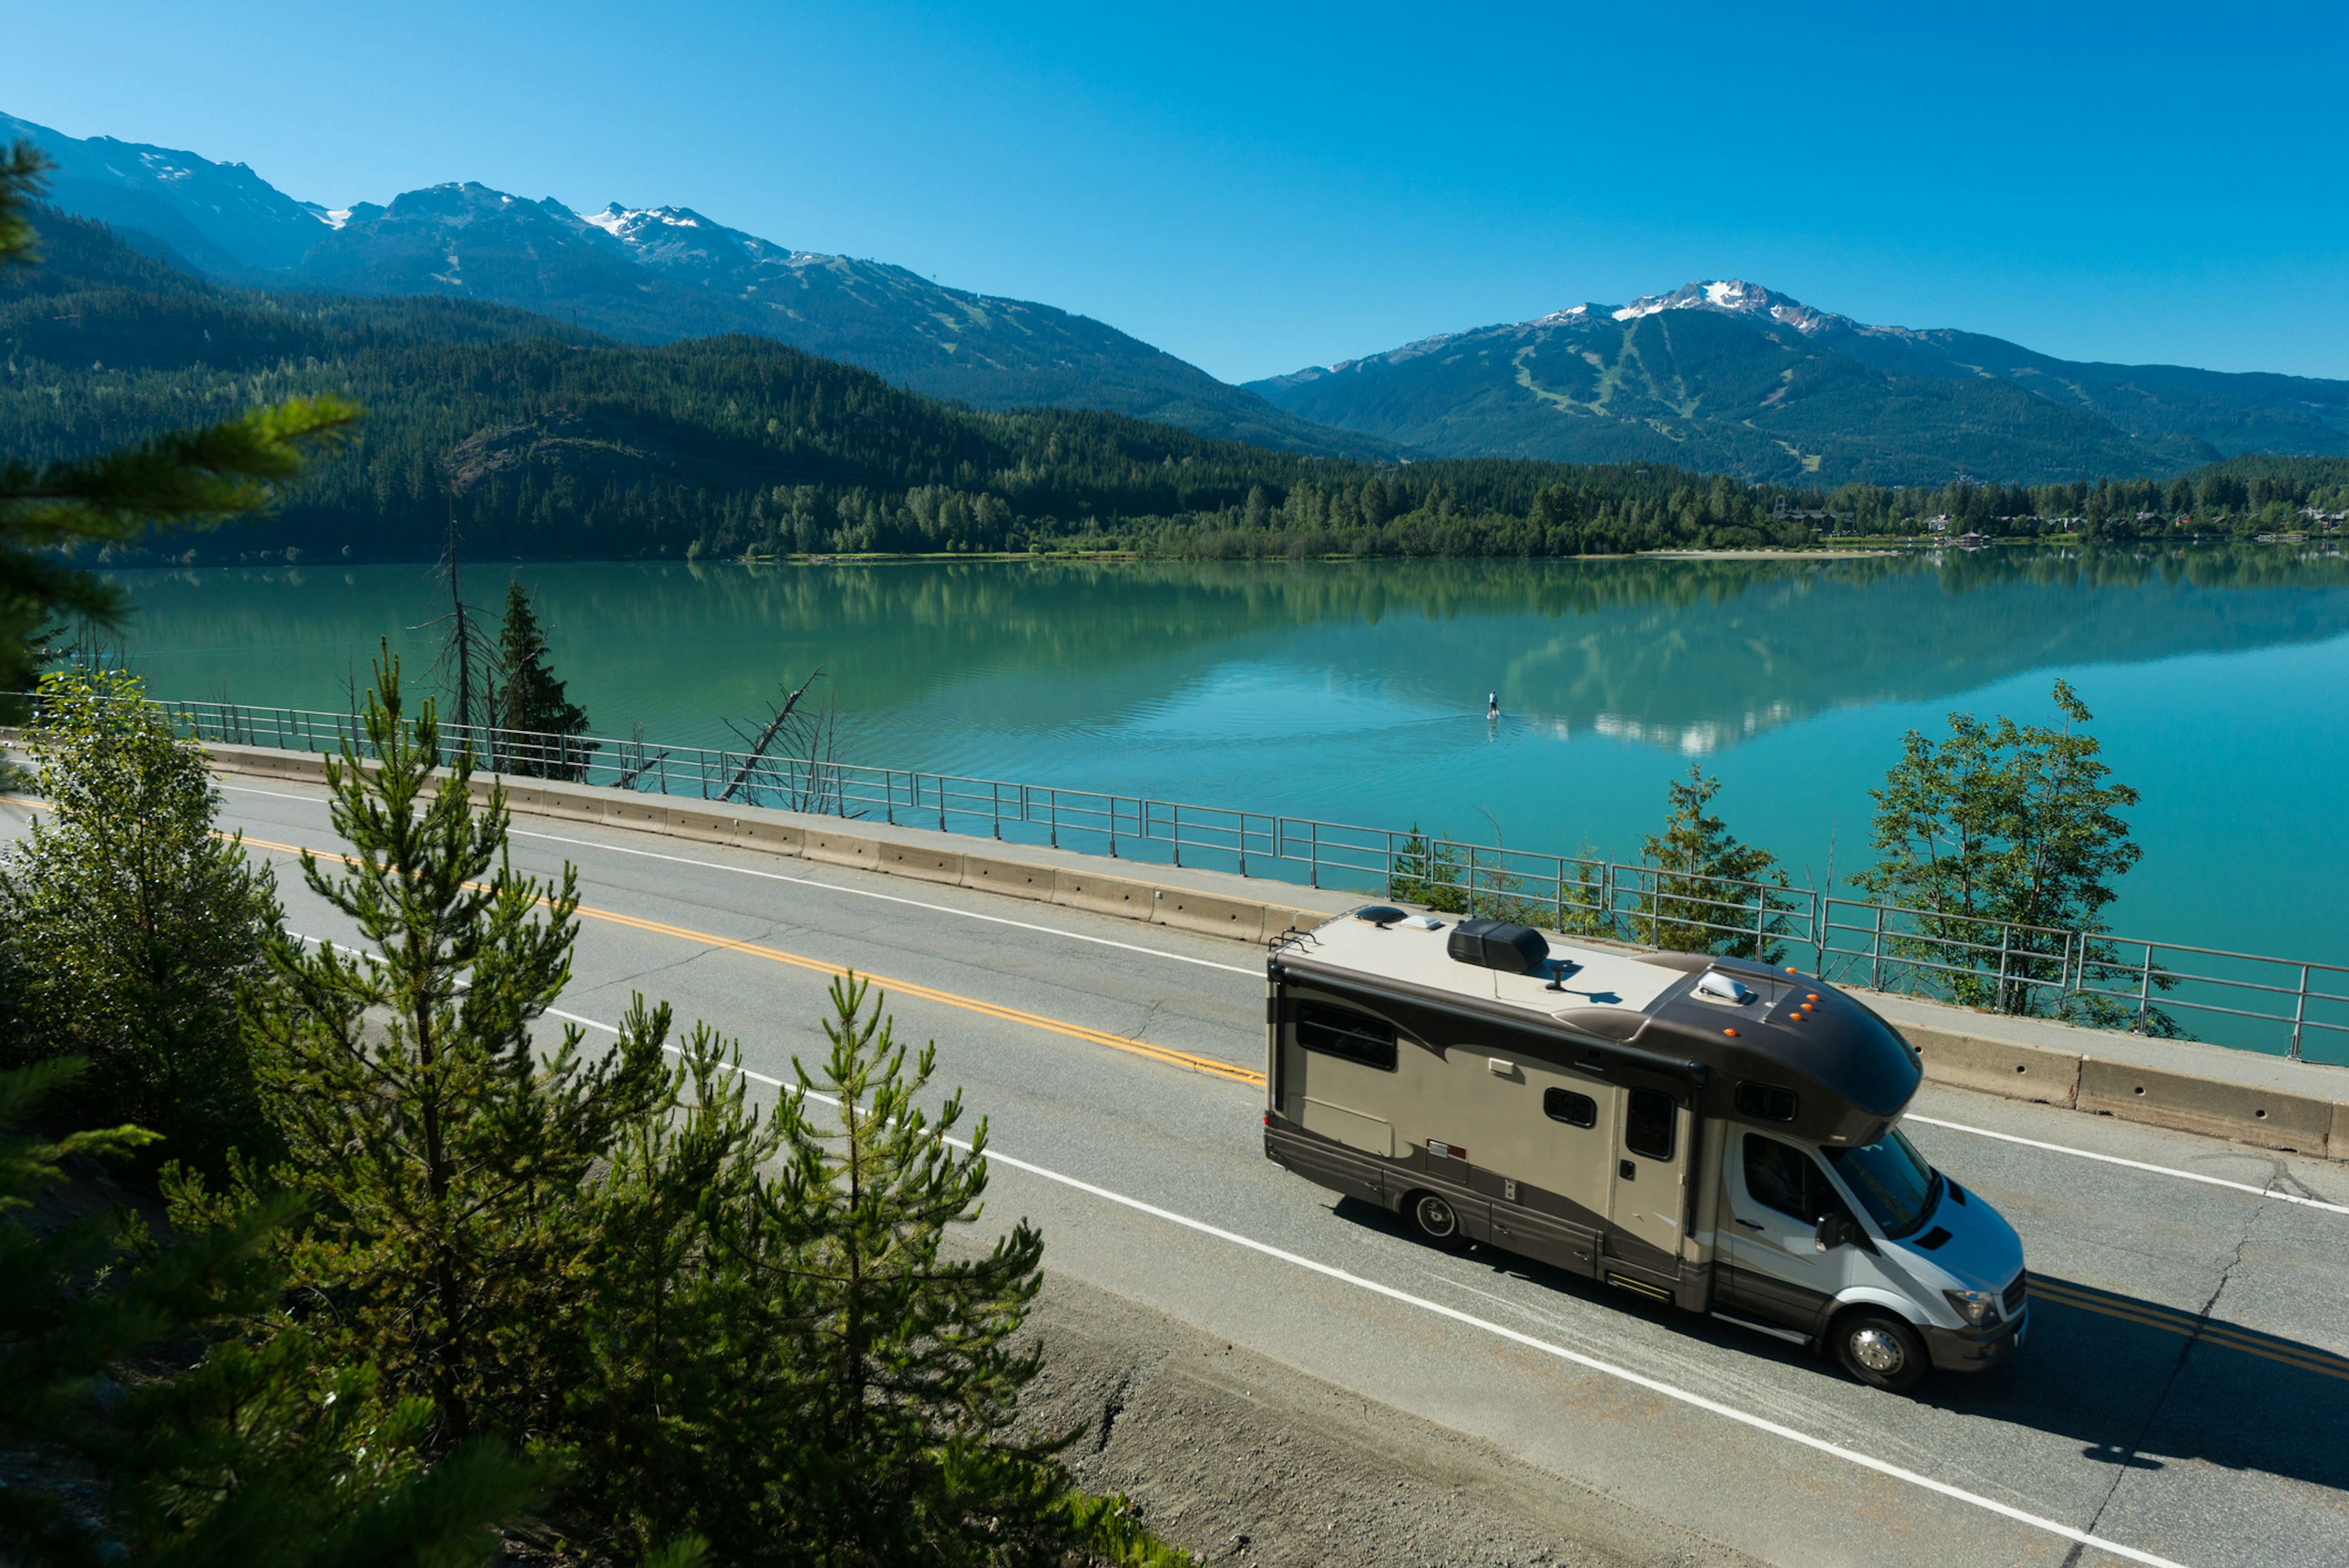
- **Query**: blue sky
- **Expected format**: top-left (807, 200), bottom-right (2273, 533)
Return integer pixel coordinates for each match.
top-left (11, 1), bottom-right (2346, 384)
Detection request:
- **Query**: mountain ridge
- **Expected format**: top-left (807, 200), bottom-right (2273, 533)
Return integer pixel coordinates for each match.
top-left (0, 113), bottom-right (1386, 459)
top-left (1249, 278), bottom-right (2349, 485)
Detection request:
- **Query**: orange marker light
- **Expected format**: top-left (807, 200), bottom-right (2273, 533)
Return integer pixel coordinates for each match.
top-left (1723, 1027), bottom-right (1738, 1036)
top-left (1807, 993), bottom-right (1820, 1001)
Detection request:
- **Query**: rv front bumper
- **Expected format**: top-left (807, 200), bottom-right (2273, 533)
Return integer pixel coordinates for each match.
top-left (1923, 1304), bottom-right (2027, 1373)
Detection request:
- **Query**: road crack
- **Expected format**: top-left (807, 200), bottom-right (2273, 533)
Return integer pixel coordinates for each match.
top-left (2057, 1202), bottom-right (2260, 1566)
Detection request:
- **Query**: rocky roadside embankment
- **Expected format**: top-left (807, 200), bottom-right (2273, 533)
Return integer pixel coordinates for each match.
top-left (1012, 1273), bottom-right (1762, 1568)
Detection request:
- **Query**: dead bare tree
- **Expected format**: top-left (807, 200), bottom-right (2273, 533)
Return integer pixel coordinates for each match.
top-left (719, 668), bottom-right (856, 814)
top-left (413, 481), bottom-right (497, 760)
top-left (614, 721), bottom-right (672, 792)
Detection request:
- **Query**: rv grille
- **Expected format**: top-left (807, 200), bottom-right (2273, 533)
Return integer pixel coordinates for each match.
top-left (2002, 1271), bottom-right (2028, 1315)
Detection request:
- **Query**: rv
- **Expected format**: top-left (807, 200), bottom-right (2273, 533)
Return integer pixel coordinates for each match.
top-left (1262, 908), bottom-right (2027, 1391)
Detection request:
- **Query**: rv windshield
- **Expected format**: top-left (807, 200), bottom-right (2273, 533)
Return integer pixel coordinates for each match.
top-left (1824, 1126), bottom-right (1940, 1239)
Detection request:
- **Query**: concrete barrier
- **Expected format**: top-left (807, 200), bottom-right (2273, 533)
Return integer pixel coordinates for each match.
top-left (730, 818), bottom-right (804, 855)
top-left (2078, 1057), bottom-right (2333, 1156)
top-left (1902, 1026), bottom-right (2082, 1107)
top-left (603, 797), bottom-right (671, 834)
top-left (1054, 869), bottom-right (1158, 920)
top-left (803, 829), bottom-right (879, 869)
top-left (1156, 888), bottom-right (1266, 942)
top-left (879, 841), bottom-right (965, 886)
top-left (963, 855), bottom-right (1052, 900)
top-left (185, 743), bottom-right (2347, 1162)
top-left (663, 808), bottom-right (737, 844)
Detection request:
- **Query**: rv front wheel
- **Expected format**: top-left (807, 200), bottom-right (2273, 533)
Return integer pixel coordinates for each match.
top-left (1406, 1192), bottom-right (1461, 1246)
top-left (1830, 1310), bottom-right (1928, 1392)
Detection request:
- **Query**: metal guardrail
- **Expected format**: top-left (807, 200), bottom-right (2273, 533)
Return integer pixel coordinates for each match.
top-left (24, 695), bottom-right (2347, 1065)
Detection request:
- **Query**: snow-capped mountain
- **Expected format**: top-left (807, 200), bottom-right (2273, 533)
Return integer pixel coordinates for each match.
top-left (2, 116), bottom-right (1379, 456)
top-left (1247, 278), bottom-right (2349, 483)
top-left (1607, 278), bottom-right (1847, 336)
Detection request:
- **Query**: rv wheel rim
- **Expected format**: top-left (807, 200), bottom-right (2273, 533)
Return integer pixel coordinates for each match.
top-left (1417, 1197), bottom-right (1457, 1238)
top-left (1850, 1326), bottom-right (1904, 1374)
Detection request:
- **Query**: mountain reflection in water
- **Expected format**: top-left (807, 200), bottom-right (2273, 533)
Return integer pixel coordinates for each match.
top-left (103, 546), bottom-right (2349, 965)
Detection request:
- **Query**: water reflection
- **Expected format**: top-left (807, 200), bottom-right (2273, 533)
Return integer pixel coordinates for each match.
top-left (108, 546), bottom-right (2349, 760)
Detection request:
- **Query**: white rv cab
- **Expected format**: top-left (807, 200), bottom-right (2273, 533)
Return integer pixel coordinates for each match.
top-left (1262, 907), bottom-right (2027, 1391)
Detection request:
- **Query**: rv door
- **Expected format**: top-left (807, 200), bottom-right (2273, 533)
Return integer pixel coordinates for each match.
top-left (1608, 1086), bottom-right (1689, 1258)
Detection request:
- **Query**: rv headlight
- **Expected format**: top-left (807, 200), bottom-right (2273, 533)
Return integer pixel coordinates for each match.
top-left (1943, 1288), bottom-right (2000, 1328)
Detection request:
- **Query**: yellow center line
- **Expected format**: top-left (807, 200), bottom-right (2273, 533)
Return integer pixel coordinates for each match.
top-left (234, 833), bottom-right (1269, 1089)
top-left (2027, 1280), bottom-right (2349, 1381)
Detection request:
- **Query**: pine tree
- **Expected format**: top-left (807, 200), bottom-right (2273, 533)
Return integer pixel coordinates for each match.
top-left (0, 1059), bottom-right (553, 1568)
top-left (564, 977), bottom-right (1197, 1567)
top-left (0, 667), bottom-right (282, 1172)
top-left (200, 656), bottom-right (670, 1446)
top-left (0, 141), bottom-right (355, 713)
top-left (493, 579), bottom-right (594, 780)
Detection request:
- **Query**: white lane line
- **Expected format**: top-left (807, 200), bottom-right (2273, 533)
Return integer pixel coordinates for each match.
top-left (223, 782), bottom-right (1263, 977)
top-left (218, 784), bottom-right (329, 805)
top-left (1907, 1113), bottom-right (2349, 1217)
top-left (542, 991), bottom-right (2189, 1568)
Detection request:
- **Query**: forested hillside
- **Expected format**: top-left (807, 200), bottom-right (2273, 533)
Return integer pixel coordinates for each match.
top-left (2, 112), bottom-right (1377, 456)
top-left (6, 213), bottom-right (2342, 565)
top-left (1248, 281), bottom-right (2349, 486)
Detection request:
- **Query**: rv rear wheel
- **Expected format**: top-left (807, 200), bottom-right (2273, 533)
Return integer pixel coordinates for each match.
top-left (1406, 1192), bottom-right (1462, 1246)
top-left (1830, 1310), bottom-right (1928, 1392)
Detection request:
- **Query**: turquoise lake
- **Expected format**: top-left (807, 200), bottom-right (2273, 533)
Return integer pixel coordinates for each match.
top-left (96, 548), bottom-right (2349, 986)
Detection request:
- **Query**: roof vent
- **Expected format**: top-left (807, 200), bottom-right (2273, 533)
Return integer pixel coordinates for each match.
top-left (1354, 905), bottom-right (1406, 927)
top-left (1694, 971), bottom-right (1757, 1007)
top-left (1446, 918), bottom-right (1549, 975)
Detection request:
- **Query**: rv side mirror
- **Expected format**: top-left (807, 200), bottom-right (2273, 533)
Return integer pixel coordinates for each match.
top-left (1813, 1214), bottom-right (1855, 1252)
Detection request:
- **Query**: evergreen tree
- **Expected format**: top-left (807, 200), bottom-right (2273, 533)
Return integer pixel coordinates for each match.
top-left (1635, 767), bottom-right (1794, 959)
top-left (1852, 680), bottom-right (2171, 1028)
top-left (0, 143), bottom-right (355, 713)
top-left (0, 1059), bottom-right (553, 1568)
top-left (563, 979), bottom-right (1193, 1567)
top-left (0, 667), bottom-right (282, 1172)
top-left (492, 578), bottom-right (594, 780)
top-left (188, 656), bottom-right (671, 1446)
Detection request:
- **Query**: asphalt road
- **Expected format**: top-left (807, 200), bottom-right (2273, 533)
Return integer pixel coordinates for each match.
top-left (13, 779), bottom-right (2347, 1568)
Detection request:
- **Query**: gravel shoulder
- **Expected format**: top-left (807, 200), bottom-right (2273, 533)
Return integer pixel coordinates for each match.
top-left (1012, 1270), bottom-right (1765, 1568)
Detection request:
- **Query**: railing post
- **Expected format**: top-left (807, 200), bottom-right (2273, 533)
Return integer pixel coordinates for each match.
top-left (1811, 890), bottom-right (1825, 978)
top-left (1238, 812), bottom-right (1247, 877)
top-left (2290, 964), bottom-right (2309, 1061)
top-left (1753, 885), bottom-right (1768, 960)
top-left (1871, 905), bottom-right (1886, 992)
top-left (1311, 820), bottom-right (1319, 890)
top-left (1171, 804), bottom-right (1181, 868)
top-left (1110, 796), bottom-right (1120, 859)
top-left (938, 776), bottom-right (948, 834)
top-left (1997, 923), bottom-right (2014, 1014)
top-left (1049, 789), bottom-right (1059, 850)
top-left (2136, 945), bottom-right (2154, 1035)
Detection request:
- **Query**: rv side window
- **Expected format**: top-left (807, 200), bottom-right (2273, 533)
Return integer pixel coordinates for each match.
top-left (1543, 1087), bottom-right (1597, 1128)
top-left (1743, 1134), bottom-right (1846, 1225)
top-left (1624, 1088), bottom-right (1675, 1161)
top-left (1295, 1003), bottom-right (1398, 1071)
top-left (1735, 1082), bottom-right (1799, 1122)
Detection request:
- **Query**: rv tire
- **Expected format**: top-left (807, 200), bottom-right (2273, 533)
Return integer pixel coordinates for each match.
top-left (1403, 1191), bottom-right (1463, 1247)
top-left (1828, 1308), bottom-right (1928, 1392)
